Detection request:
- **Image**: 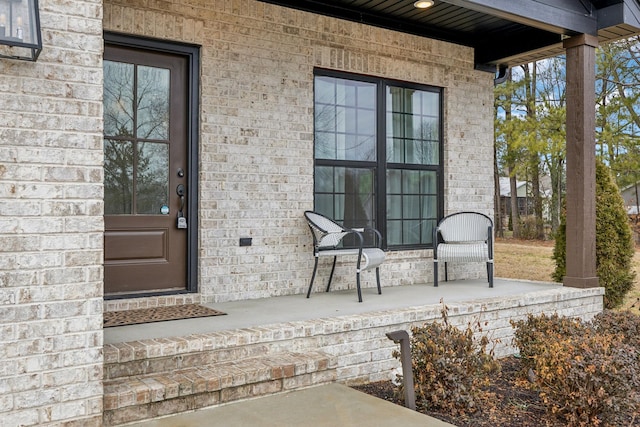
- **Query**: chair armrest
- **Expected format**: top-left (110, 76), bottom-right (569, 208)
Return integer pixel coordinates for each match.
top-left (352, 227), bottom-right (383, 249)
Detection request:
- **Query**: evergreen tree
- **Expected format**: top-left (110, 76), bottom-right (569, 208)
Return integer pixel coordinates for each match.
top-left (553, 160), bottom-right (635, 308)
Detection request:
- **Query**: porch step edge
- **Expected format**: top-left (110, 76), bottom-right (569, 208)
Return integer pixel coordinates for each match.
top-left (103, 350), bottom-right (336, 415)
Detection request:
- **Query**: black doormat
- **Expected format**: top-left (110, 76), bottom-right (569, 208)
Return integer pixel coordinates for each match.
top-left (103, 304), bottom-right (226, 328)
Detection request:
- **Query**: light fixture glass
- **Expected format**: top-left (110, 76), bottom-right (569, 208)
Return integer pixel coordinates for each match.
top-left (0, 0), bottom-right (42, 61)
top-left (414, 0), bottom-right (434, 9)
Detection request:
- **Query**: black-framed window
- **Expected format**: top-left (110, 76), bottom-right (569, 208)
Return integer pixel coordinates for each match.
top-left (313, 69), bottom-right (443, 250)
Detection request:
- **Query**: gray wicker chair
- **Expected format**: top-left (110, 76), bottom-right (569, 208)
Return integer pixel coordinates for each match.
top-left (433, 212), bottom-right (493, 287)
top-left (304, 211), bottom-right (385, 302)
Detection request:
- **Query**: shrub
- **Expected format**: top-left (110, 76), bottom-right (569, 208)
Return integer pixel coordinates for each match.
top-left (512, 313), bottom-right (640, 426)
top-left (397, 306), bottom-right (499, 415)
top-left (593, 309), bottom-right (640, 353)
top-left (511, 313), bottom-right (586, 372)
top-left (552, 160), bottom-right (636, 309)
top-left (518, 215), bottom-right (540, 240)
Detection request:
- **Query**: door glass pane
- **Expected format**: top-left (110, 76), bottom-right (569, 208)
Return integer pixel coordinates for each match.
top-left (137, 66), bottom-right (170, 140)
top-left (104, 139), bottom-right (133, 214)
top-left (103, 61), bottom-right (134, 137)
top-left (136, 142), bottom-right (169, 214)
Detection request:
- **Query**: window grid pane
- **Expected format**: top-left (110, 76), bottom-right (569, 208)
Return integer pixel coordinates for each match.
top-left (314, 77), bottom-right (377, 162)
top-left (386, 169), bottom-right (438, 246)
top-left (314, 73), bottom-right (442, 250)
top-left (386, 86), bottom-right (439, 165)
top-left (314, 166), bottom-right (376, 230)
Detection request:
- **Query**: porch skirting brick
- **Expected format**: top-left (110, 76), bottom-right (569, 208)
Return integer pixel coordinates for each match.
top-left (103, 286), bottom-right (603, 425)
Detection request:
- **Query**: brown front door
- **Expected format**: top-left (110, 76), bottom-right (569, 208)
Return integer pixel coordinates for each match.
top-left (103, 44), bottom-right (189, 296)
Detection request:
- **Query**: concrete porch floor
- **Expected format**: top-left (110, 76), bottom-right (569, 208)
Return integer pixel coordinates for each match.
top-left (105, 278), bottom-right (562, 344)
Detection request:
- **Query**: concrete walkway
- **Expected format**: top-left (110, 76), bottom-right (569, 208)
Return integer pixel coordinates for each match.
top-left (126, 383), bottom-right (455, 427)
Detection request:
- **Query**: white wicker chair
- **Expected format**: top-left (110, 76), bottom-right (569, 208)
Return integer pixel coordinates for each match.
top-left (304, 211), bottom-right (385, 302)
top-left (433, 212), bottom-right (494, 287)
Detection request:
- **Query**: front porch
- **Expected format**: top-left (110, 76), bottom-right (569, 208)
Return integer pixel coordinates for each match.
top-left (102, 279), bottom-right (604, 426)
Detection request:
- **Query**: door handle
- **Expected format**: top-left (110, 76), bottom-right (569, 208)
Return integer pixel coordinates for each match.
top-left (176, 184), bottom-right (185, 211)
top-left (176, 184), bottom-right (187, 229)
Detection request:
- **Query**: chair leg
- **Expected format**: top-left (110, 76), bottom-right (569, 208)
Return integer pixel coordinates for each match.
top-left (307, 257), bottom-right (319, 298)
top-left (444, 263), bottom-right (448, 282)
top-left (433, 260), bottom-right (438, 287)
top-left (488, 262), bottom-right (494, 288)
top-left (326, 256), bottom-right (337, 292)
top-left (376, 267), bottom-right (382, 295)
top-left (356, 271), bottom-right (362, 303)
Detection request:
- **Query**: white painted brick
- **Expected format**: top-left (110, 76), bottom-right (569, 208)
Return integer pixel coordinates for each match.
top-left (1, 0), bottom-right (104, 425)
top-left (0, 0), bottom-right (555, 424)
top-left (120, 0), bottom-right (495, 303)
top-left (1, 409), bottom-right (40, 427)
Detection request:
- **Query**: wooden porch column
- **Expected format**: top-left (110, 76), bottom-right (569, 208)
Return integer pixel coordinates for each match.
top-left (562, 34), bottom-right (599, 288)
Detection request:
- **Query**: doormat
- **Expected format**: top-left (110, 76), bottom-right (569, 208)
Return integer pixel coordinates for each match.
top-left (103, 304), bottom-right (226, 328)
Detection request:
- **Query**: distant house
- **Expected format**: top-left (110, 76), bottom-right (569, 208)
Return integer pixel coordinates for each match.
top-left (498, 177), bottom-right (552, 223)
top-left (620, 182), bottom-right (640, 216)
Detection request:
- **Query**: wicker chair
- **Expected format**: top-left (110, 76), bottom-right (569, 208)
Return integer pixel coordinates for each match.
top-left (433, 212), bottom-right (494, 287)
top-left (304, 211), bottom-right (385, 302)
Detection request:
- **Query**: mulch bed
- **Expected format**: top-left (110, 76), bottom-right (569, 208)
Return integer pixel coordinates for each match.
top-left (353, 356), bottom-right (633, 427)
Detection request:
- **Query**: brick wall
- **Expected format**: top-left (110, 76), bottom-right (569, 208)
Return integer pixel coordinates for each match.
top-left (0, 1), bottom-right (105, 426)
top-left (104, 0), bottom-right (495, 306)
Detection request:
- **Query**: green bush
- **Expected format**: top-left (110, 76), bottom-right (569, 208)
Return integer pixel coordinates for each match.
top-left (511, 312), bottom-right (640, 426)
top-left (397, 306), bottom-right (499, 415)
top-left (552, 160), bottom-right (636, 309)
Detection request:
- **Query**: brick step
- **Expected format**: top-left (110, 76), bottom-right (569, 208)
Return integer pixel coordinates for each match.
top-left (104, 342), bottom-right (281, 381)
top-left (103, 350), bottom-right (337, 426)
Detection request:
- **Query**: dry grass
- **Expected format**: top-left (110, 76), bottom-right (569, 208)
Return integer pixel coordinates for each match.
top-left (494, 238), bottom-right (640, 312)
top-left (621, 251), bottom-right (640, 311)
top-left (494, 239), bottom-right (555, 283)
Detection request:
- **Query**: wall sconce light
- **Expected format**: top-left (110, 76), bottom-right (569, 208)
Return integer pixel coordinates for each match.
top-left (0, 0), bottom-right (42, 61)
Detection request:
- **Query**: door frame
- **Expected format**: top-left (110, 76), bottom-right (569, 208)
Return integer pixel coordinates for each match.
top-left (103, 32), bottom-right (200, 298)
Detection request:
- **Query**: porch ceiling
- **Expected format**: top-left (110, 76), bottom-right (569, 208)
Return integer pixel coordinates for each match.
top-left (258, 0), bottom-right (640, 71)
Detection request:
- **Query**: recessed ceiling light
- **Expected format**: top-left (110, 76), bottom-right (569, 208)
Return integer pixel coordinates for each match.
top-left (414, 0), bottom-right (434, 8)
